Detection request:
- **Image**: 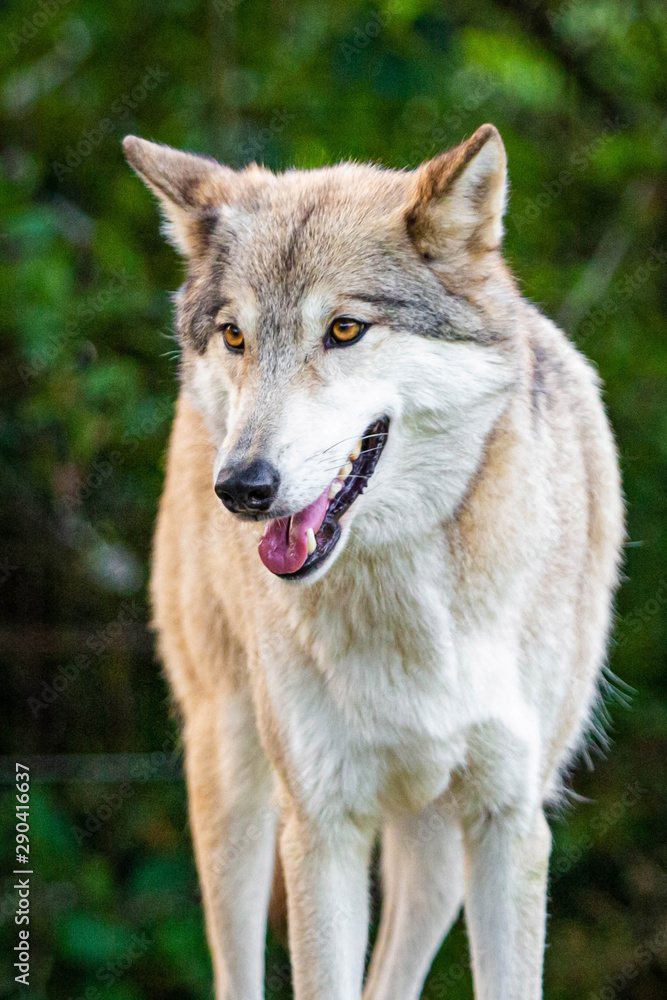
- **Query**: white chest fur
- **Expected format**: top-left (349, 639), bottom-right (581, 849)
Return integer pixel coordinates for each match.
top-left (255, 529), bottom-right (540, 828)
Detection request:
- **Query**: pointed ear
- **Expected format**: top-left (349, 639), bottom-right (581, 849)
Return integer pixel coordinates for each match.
top-left (123, 136), bottom-right (235, 256)
top-left (406, 124), bottom-right (508, 260)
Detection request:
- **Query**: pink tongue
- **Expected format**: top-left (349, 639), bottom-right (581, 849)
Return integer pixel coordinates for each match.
top-left (258, 487), bottom-right (330, 575)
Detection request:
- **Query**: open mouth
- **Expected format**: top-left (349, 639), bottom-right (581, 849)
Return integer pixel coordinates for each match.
top-left (257, 416), bottom-right (390, 579)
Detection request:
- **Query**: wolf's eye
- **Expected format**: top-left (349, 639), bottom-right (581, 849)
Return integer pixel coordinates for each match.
top-left (326, 317), bottom-right (368, 348)
top-left (220, 324), bottom-right (244, 353)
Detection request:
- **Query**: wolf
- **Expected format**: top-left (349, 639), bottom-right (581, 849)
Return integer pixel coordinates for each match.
top-left (123, 124), bottom-right (623, 1000)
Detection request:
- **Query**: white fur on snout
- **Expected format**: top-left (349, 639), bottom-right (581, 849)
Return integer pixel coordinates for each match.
top-left (213, 440), bottom-right (227, 487)
top-left (271, 377), bottom-right (397, 513)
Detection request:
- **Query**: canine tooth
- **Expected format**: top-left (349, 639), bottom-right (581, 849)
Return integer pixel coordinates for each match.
top-left (350, 440), bottom-right (362, 461)
top-left (328, 480), bottom-right (342, 499)
top-left (306, 528), bottom-right (316, 554)
top-left (341, 461), bottom-right (353, 479)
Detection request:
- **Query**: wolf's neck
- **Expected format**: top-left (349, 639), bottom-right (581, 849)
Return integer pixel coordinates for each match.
top-left (295, 398), bottom-right (526, 628)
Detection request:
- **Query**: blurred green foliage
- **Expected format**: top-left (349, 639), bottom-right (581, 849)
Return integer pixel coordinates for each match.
top-left (1, 0), bottom-right (666, 997)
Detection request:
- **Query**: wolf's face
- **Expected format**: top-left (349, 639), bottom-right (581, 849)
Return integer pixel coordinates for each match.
top-left (125, 126), bottom-right (518, 582)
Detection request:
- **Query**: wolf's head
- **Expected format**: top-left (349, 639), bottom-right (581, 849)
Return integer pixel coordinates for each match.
top-left (124, 125), bottom-right (518, 582)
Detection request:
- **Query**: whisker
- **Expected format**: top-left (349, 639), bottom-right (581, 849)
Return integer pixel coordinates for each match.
top-left (278, 429), bottom-right (379, 462)
top-left (319, 434), bottom-right (362, 457)
top-left (316, 450), bottom-right (386, 474)
top-left (315, 442), bottom-right (390, 466)
top-left (319, 430), bottom-right (389, 457)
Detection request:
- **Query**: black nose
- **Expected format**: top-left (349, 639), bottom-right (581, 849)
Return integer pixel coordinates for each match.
top-left (215, 459), bottom-right (280, 514)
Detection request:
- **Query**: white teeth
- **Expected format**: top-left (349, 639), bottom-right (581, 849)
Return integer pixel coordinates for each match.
top-left (340, 461), bottom-right (353, 479)
top-left (350, 440), bottom-right (362, 461)
top-left (306, 527), bottom-right (316, 554)
top-left (328, 480), bottom-right (342, 500)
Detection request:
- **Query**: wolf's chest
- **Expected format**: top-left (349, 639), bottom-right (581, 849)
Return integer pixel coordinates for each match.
top-left (272, 642), bottom-right (467, 821)
top-left (269, 562), bottom-right (470, 818)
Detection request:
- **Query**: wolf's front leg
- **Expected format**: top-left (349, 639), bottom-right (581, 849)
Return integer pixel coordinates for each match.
top-left (280, 805), bottom-right (375, 1000)
top-left (462, 806), bottom-right (551, 1000)
top-left (183, 689), bottom-right (277, 1000)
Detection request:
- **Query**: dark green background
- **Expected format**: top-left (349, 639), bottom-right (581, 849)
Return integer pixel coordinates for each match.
top-left (1, 1), bottom-right (666, 997)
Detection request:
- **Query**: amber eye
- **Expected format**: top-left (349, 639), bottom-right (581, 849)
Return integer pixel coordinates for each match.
top-left (221, 323), bottom-right (244, 353)
top-left (326, 317), bottom-right (368, 348)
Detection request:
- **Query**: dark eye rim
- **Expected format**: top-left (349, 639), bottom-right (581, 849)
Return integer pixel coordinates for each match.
top-left (219, 323), bottom-right (245, 353)
top-left (324, 316), bottom-right (370, 350)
